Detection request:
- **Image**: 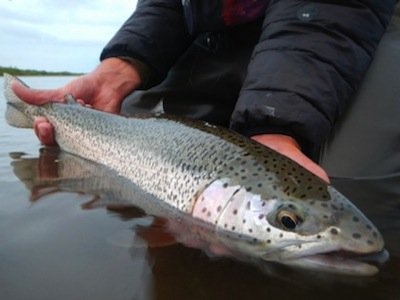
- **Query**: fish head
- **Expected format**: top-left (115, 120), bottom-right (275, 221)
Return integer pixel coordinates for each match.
top-left (193, 179), bottom-right (385, 276)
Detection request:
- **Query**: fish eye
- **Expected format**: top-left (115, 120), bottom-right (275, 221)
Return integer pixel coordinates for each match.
top-left (277, 210), bottom-right (301, 230)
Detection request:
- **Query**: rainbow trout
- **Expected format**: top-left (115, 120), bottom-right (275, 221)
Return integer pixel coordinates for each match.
top-left (3, 74), bottom-right (386, 275)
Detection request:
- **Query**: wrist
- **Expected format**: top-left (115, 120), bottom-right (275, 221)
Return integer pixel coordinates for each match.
top-left (94, 57), bottom-right (142, 99)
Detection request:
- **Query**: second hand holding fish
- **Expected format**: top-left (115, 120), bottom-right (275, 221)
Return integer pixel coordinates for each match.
top-left (11, 57), bottom-right (329, 183)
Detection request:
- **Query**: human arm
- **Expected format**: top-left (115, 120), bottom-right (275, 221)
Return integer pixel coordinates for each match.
top-left (13, 0), bottom-right (194, 144)
top-left (230, 0), bottom-right (396, 161)
top-left (100, 0), bottom-right (194, 88)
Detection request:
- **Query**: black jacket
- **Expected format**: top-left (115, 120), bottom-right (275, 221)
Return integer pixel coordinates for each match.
top-left (101, 0), bottom-right (396, 159)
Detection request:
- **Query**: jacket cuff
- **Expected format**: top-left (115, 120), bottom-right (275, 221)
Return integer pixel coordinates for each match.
top-left (230, 90), bottom-right (331, 162)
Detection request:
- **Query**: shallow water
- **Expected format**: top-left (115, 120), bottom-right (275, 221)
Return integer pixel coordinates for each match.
top-left (0, 77), bottom-right (399, 300)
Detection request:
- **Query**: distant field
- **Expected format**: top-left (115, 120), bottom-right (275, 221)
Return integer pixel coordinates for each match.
top-left (0, 66), bottom-right (83, 76)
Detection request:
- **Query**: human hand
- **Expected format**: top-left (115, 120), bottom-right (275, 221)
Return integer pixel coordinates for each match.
top-left (12, 58), bottom-right (142, 145)
top-left (251, 134), bottom-right (330, 183)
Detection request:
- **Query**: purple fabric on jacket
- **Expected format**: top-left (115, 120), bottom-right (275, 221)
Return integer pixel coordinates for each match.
top-left (222, 0), bottom-right (269, 25)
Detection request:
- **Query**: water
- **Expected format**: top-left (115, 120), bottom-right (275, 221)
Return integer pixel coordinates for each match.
top-left (0, 77), bottom-right (399, 300)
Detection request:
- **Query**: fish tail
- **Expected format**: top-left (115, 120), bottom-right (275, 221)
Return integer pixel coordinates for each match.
top-left (3, 73), bottom-right (34, 128)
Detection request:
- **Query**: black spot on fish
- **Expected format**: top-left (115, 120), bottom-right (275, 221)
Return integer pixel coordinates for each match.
top-left (267, 239), bottom-right (271, 244)
top-left (233, 209), bottom-right (238, 215)
top-left (232, 226), bottom-right (236, 231)
top-left (257, 183), bottom-right (263, 188)
top-left (321, 203), bottom-right (328, 208)
top-left (201, 208), bottom-right (207, 213)
top-left (243, 219), bottom-right (246, 224)
top-left (223, 183), bottom-right (228, 188)
top-left (279, 233), bottom-right (283, 238)
top-left (353, 216), bottom-right (359, 223)
top-left (352, 233), bottom-right (361, 239)
top-left (258, 214), bottom-right (264, 220)
top-left (217, 205), bottom-right (222, 212)
top-left (317, 235), bottom-right (321, 239)
top-left (266, 227), bottom-right (271, 232)
top-left (249, 228), bottom-right (253, 233)
top-left (246, 187), bottom-right (252, 192)
top-left (366, 224), bottom-right (372, 230)
top-left (373, 231), bottom-right (378, 238)
top-left (367, 240), bottom-right (374, 245)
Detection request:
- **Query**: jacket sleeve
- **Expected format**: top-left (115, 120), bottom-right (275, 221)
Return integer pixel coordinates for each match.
top-left (230, 0), bottom-right (396, 160)
top-left (100, 0), bottom-right (194, 88)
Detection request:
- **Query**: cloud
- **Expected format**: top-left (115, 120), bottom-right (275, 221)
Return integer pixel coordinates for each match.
top-left (0, 0), bottom-right (137, 72)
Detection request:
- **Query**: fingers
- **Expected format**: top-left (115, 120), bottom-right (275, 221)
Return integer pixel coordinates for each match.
top-left (34, 117), bottom-right (56, 146)
top-left (251, 134), bottom-right (330, 183)
top-left (76, 99), bottom-right (92, 108)
top-left (292, 152), bottom-right (330, 183)
top-left (12, 81), bottom-right (65, 106)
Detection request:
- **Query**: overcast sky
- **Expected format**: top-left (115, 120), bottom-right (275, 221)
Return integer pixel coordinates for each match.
top-left (0, 0), bottom-right (137, 73)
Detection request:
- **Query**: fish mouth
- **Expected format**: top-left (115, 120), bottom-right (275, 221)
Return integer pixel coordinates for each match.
top-left (275, 248), bottom-right (389, 276)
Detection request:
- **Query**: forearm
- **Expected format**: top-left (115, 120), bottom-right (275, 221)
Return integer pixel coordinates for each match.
top-left (92, 58), bottom-right (142, 97)
top-left (231, 0), bottom-right (396, 160)
top-left (100, 0), bottom-right (194, 88)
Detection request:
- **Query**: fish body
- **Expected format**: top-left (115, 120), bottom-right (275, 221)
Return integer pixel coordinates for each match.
top-left (3, 74), bottom-right (386, 275)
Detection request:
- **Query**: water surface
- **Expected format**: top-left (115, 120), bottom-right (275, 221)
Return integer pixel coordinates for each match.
top-left (0, 77), bottom-right (399, 300)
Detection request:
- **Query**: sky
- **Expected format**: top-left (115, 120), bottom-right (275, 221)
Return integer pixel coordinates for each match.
top-left (0, 0), bottom-right (137, 73)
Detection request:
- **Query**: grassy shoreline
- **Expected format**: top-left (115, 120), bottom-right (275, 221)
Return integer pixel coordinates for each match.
top-left (0, 66), bottom-right (83, 76)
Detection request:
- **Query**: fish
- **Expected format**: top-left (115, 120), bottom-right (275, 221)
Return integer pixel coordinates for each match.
top-left (3, 73), bottom-right (387, 276)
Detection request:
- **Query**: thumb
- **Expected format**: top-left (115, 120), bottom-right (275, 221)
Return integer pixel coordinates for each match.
top-left (12, 80), bottom-right (65, 105)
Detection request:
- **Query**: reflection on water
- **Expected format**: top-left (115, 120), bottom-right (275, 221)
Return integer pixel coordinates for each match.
top-left (1, 147), bottom-right (399, 300)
